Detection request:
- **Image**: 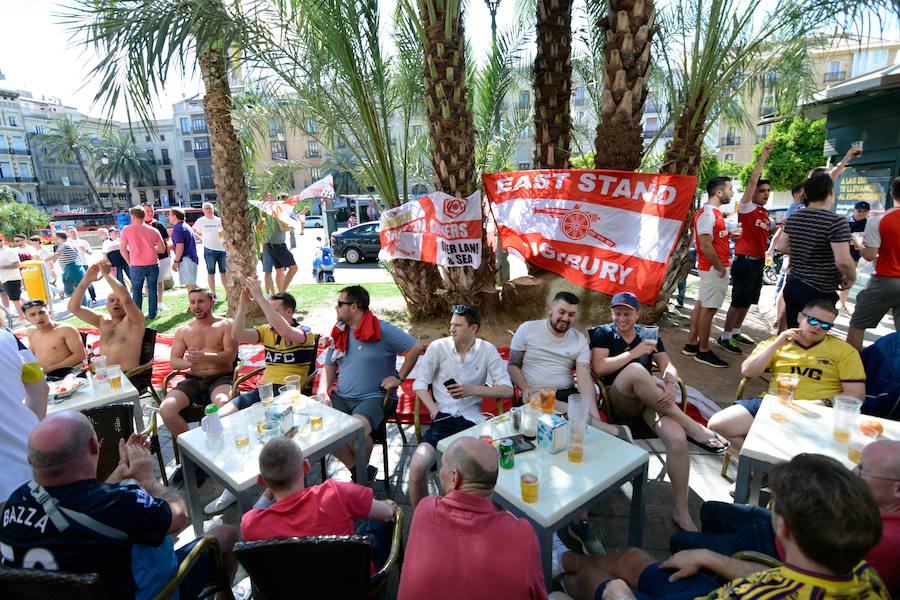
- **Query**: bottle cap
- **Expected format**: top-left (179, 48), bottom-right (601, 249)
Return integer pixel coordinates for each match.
top-left (204, 404), bottom-right (219, 415)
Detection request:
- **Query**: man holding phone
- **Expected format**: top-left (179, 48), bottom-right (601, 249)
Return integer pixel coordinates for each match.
top-left (408, 305), bottom-right (512, 509)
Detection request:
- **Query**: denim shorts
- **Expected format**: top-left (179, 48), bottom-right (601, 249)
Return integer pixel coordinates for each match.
top-left (421, 413), bottom-right (475, 448)
top-left (735, 397), bottom-right (763, 417)
top-left (204, 248), bottom-right (228, 275)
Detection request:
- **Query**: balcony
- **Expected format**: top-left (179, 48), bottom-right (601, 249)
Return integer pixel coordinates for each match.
top-left (3, 147), bottom-right (31, 156)
top-left (720, 136), bottom-right (741, 146)
top-left (193, 148), bottom-right (211, 158)
top-left (161, 157), bottom-right (171, 165)
top-left (823, 71), bottom-right (847, 83)
top-left (1, 176), bottom-right (39, 183)
top-left (643, 127), bottom-right (674, 139)
top-left (304, 151), bottom-right (322, 159)
top-left (191, 125), bottom-right (208, 134)
top-left (165, 177), bottom-right (175, 186)
top-left (199, 176), bottom-right (215, 189)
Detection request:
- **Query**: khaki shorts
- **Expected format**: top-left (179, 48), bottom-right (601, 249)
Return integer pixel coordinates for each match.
top-left (697, 267), bottom-right (730, 309)
top-left (158, 256), bottom-right (173, 281)
top-left (608, 385), bottom-right (658, 430)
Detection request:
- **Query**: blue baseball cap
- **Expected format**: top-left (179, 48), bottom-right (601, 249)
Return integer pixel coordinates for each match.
top-left (854, 201), bottom-right (870, 211)
top-left (610, 292), bottom-right (640, 311)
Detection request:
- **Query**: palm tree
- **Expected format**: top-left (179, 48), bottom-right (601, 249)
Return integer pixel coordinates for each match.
top-left (94, 131), bottom-right (156, 207)
top-left (35, 115), bottom-right (101, 207)
top-left (532, 0), bottom-right (573, 169)
top-left (62, 0), bottom-right (256, 314)
top-left (592, 0), bottom-right (656, 171)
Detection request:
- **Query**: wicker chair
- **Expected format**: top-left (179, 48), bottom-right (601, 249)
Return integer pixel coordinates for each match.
top-left (0, 535), bottom-right (232, 600)
top-left (371, 387), bottom-right (407, 490)
top-left (234, 507), bottom-right (404, 600)
top-left (0, 568), bottom-right (105, 600)
top-left (123, 328), bottom-right (168, 484)
top-left (720, 376), bottom-right (769, 478)
top-left (82, 404), bottom-right (135, 482)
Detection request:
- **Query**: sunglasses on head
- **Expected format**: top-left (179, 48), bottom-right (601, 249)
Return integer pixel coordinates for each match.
top-left (801, 312), bottom-right (833, 330)
top-left (451, 304), bottom-right (476, 316)
top-left (23, 299), bottom-right (47, 310)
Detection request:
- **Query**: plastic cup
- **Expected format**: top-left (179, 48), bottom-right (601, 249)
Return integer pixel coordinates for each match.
top-left (518, 460), bottom-right (540, 503)
top-left (540, 387), bottom-right (556, 414)
top-left (258, 381), bottom-right (274, 405)
top-left (640, 326), bottom-right (659, 349)
top-left (848, 423), bottom-right (880, 464)
top-left (567, 394), bottom-right (588, 463)
top-left (260, 421), bottom-right (280, 442)
top-left (851, 232), bottom-right (865, 249)
top-left (283, 375), bottom-right (302, 389)
top-left (832, 396), bottom-right (862, 443)
top-left (523, 404), bottom-right (539, 439)
top-left (771, 374), bottom-right (799, 423)
top-left (106, 365), bottom-right (123, 390)
top-left (230, 423), bottom-right (251, 449)
top-left (93, 356), bottom-right (108, 385)
top-left (309, 398), bottom-right (323, 431)
top-left (278, 384), bottom-right (298, 406)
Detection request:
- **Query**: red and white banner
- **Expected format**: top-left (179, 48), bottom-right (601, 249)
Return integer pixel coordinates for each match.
top-left (484, 169), bottom-right (696, 304)
top-left (250, 176), bottom-right (335, 230)
top-left (289, 175), bottom-right (335, 201)
top-left (379, 191), bottom-right (482, 268)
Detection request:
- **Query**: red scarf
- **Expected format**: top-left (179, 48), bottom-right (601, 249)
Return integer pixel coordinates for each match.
top-left (331, 310), bottom-right (381, 354)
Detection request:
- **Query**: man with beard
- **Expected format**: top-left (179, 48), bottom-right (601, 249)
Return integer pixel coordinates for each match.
top-left (508, 291), bottom-right (603, 553)
top-left (23, 299), bottom-right (86, 381)
top-left (159, 288), bottom-right (237, 480)
top-left (717, 144), bottom-right (774, 355)
top-left (68, 260), bottom-right (145, 373)
top-left (682, 177), bottom-right (735, 368)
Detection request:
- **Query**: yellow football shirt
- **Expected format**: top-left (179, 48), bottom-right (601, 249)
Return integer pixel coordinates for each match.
top-left (749, 334), bottom-right (866, 401)
top-left (254, 323), bottom-right (317, 386)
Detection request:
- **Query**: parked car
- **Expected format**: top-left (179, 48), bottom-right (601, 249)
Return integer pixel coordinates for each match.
top-left (304, 215), bottom-right (324, 228)
top-left (331, 221), bottom-right (381, 264)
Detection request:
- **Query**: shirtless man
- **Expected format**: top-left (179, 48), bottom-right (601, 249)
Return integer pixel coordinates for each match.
top-left (159, 288), bottom-right (237, 451)
top-left (23, 299), bottom-right (86, 381)
top-left (67, 260), bottom-right (145, 372)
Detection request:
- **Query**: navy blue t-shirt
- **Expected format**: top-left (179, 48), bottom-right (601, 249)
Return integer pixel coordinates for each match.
top-left (0, 479), bottom-right (177, 600)
top-left (172, 221), bottom-right (199, 263)
top-left (589, 324), bottom-right (666, 386)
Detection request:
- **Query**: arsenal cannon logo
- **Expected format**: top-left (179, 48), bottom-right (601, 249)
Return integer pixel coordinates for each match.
top-left (443, 196), bottom-right (468, 219)
top-left (532, 203), bottom-right (617, 248)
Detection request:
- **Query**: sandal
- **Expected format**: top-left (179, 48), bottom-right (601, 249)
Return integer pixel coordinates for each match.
top-left (687, 432), bottom-right (730, 454)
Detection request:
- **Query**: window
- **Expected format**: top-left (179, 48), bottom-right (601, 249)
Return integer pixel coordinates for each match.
top-left (826, 60), bottom-right (841, 76)
top-left (194, 137), bottom-right (210, 151)
top-left (191, 115), bottom-right (207, 133)
top-left (337, 138), bottom-right (346, 149)
top-left (160, 134), bottom-right (165, 141)
top-left (180, 118), bottom-right (190, 135)
top-left (161, 148), bottom-right (170, 164)
top-left (310, 168), bottom-right (321, 180)
top-left (573, 87), bottom-right (586, 106)
top-left (724, 153), bottom-right (734, 161)
top-left (270, 140), bottom-right (288, 160)
top-left (145, 135), bottom-right (151, 142)
top-left (8, 116), bottom-right (17, 127)
top-left (412, 125), bottom-right (422, 138)
top-left (145, 149), bottom-right (155, 163)
top-left (26, 191), bottom-right (33, 202)
top-left (32, 124), bottom-right (43, 135)
top-left (851, 49), bottom-right (888, 78)
top-left (268, 119), bottom-right (284, 138)
top-left (306, 120), bottom-right (317, 134)
top-left (518, 161), bottom-right (531, 170)
top-left (183, 140), bottom-right (193, 153)
top-left (306, 140), bottom-right (320, 158)
top-left (187, 165), bottom-right (198, 189)
top-left (518, 90), bottom-right (530, 109)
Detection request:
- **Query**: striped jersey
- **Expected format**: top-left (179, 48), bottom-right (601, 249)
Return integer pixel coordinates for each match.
top-left (784, 207), bottom-right (850, 292)
top-left (55, 242), bottom-right (81, 267)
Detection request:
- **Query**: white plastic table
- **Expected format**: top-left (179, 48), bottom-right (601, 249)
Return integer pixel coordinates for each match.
top-left (177, 396), bottom-right (368, 536)
top-left (436, 415), bottom-right (649, 587)
top-left (734, 394), bottom-right (900, 505)
top-left (47, 374), bottom-right (143, 430)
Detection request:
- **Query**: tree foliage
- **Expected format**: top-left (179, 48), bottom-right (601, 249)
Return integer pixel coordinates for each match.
top-left (739, 118), bottom-right (826, 190)
top-left (0, 203), bottom-right (49, 240)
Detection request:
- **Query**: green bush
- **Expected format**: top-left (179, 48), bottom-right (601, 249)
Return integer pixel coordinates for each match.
top-left (739, 118), bottom-right (826, 191)
top-left (0, 201), bottom-right (50, 239)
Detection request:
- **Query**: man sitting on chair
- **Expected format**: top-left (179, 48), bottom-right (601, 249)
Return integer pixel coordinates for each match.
top-left (590, 292), bottom-right (728, 533)
top-left (0, 411), bottom-right (237, 600)
top-left (207, 278), bottom-right (316, 514)
top-left (554, 453), bottom-right (888, 600)
top-left (160, 288), bottom-right (237, 483)
top-left (708, 299), bottom-right (865, 453)
top-left (68, 260), bottom-right (145, 373)
top-left (408, 304), bottom-right (512, 509)
top-left (23, 299), bottom-right (86, 381)
top-left (241, 438), bottom-right (398, 573)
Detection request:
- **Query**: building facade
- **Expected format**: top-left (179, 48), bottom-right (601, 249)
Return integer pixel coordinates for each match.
top-left (125, 119), bottom-right (180, 207)
top-left (0, 78), bottom-right (38, 205)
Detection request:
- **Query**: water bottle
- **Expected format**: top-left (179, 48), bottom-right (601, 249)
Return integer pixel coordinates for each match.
top-left (201, 404), bottom-right (224, 438)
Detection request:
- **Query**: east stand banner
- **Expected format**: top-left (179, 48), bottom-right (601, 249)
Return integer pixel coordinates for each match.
top-left (483, 169), bottom-right (697, 304)
top-left (379, 190), bottom-right (482, 268)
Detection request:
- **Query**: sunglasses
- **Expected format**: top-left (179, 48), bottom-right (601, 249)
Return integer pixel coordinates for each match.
top-left (23, 299), bottom-right (47, 310)
top-left (801, 312), bottom-right (834, 330)
top-left (336, 300), bottom-right (353, 308)
top-left (451, 304), bottom-right (476, 316)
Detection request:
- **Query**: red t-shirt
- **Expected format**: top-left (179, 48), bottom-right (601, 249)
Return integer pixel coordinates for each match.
top-left (776, 511), bottom-right (900, 595)
top-left (866, 209), bottom-right (900, 278)
top-left (240, 479), bottom-right (373, 541)
top-left (694, 203), bottom-right (730, 271)
top-left (397, 491), bottom-right (547, 600)
top-left (735, 203), bottom-right (771, 257)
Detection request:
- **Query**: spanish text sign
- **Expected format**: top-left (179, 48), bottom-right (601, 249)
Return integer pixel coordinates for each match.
top-left (483, 170), bottom-right (696, 303)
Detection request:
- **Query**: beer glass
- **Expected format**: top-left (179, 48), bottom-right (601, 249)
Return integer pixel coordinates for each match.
top-left (518, 460), bottom-right (540, 503)
top-left (258, 381), bottom-right (274, 407)
top-left (309, 397), bottom-right (324, 431)
top-left (106, 365), bottom-right (123, 391)
top-left (540, 387), bottom-right (556, 414)
top-left (771, 374), bottom-right (799, 423)
top-left (833, 396), bottom-right (862, 443)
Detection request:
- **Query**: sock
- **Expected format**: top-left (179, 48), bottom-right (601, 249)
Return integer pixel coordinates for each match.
top-left (731, 328), bottom-right (741, 337)
top-left (720, 331), bottom-right (733, 340)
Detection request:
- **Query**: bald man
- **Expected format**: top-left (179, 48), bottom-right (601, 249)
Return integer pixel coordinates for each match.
top-left (669, 439), bottom-right (900, 596)
top-left (0, 412), bottom-right (237, 599)
top-left (398, 437), bottom-right (548, 600)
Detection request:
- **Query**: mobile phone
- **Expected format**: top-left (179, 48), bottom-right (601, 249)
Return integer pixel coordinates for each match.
top-left (444, 378), bottom-right (457, 387)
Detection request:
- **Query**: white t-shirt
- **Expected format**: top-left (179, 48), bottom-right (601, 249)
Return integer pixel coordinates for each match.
top-left (71, 238), bottom-right (92, 266)
top-left (510, 319), bottom-right (590, 390)
top-left (0, 329), bottom-right (41, 501)
top-left (0, 246), bottom-right (22, 283)
top-left (102, 238), bottom-right (121, 254)
top-left (193, 216), bottom-right (226, 252)
top-left (411, 337), bottom-right (512, 423)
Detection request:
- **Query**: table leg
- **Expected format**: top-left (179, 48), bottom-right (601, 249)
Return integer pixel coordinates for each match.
top-left (354, 426), bottom-right (368, 485)
top-left (748, 462), bottom-right (764, 507)
top-left (528, 520), bottom-right (553, 588)
top-left (734, 455), bottom-right (751, 504)
top-left (181, 451), bottom-right (205, 537)
top-left (131, 399), bottom-right (145, 431)
top-left (628, 462), bottom-right (648, 547)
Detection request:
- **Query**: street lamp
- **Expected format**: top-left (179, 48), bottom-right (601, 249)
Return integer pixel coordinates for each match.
top-left (484, 0), bottom-right (502, 41)
top-left (100, 153), bottom-right (113, 209)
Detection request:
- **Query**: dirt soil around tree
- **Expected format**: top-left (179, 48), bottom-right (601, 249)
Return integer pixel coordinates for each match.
top-left (298, 275), bottom-right (778, 409)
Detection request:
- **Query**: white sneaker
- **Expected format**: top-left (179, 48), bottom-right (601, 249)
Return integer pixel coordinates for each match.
top-left (204, 489), bottom-right (236, 515)
top-left (157, 304), bottom-right (166, 311)
top-left (551, 533), bottom-right (569, 579)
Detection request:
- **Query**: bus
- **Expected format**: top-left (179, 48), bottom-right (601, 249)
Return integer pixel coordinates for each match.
top-left (49, 212), bottom-right (117, 234)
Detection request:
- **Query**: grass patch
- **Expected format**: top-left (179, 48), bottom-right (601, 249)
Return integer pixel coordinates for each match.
top-left (63, 282), bottom-right (403, 335)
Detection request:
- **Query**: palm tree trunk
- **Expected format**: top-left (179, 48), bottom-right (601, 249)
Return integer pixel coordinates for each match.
top-left (76, 153), bottom-right (102, 209)
top-left (413, 0), bottom-right (498, 314)
top-left (198, 46), bottom-right (256, 316)
top-left (593, 0), bottom-right (656, 171)
top-left (533, 0), bottom-right (573, 170)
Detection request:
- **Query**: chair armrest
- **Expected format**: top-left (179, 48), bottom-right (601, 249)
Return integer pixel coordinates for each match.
top-left (736, 377), bottom-right (749, 401)
top-left (231, 367), bottom-right (265, 399)
top-left (162, 369), bottom-right (186, 396)
top-left (731, 550), bottom-right (782, 569)
top-left (372, 506), bottom-right (404, 582)
top-left (153, 536), bottom-right (232, 600)
top-left (495, 397), bottom-right (506, 415)
top-left (594, 376), bottom-right (611, 416)
top-left (141, 409), bottom-right (159, 439)
top-left (382, 386), bottom-right (398, 414)
top-left (125, 361), bottom-right (154, 380)
top-left (677, 377), bottom-right (688, 407)
top-left (414, 395), bottom-right (422, 443)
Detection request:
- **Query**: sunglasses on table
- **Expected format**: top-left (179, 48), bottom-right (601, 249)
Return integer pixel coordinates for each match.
top-left (800, 312), bottom-right (834, 330)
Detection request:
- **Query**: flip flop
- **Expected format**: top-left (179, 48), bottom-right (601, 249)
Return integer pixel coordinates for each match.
top-left (687, 433), bottom-right (730, 454)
